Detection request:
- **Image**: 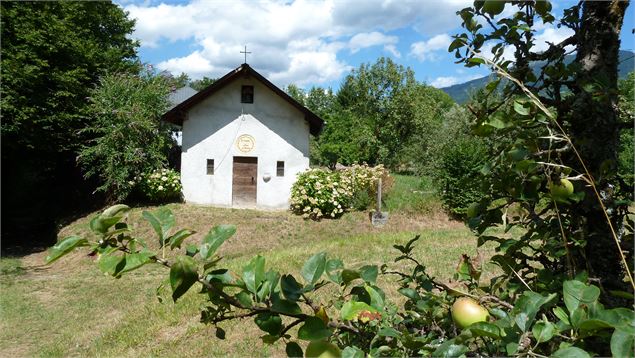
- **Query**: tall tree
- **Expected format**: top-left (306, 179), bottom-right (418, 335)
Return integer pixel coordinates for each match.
top-left (335, 57), bottom-right (454, 168)
top-left (78, 68), bottom-right (173, 202)
top-left (190, 76), bottom-right (217, 91)
top-left (453, 0), bottom-right (631, 295)
top-left (1, 2), bottom-right (138, 248)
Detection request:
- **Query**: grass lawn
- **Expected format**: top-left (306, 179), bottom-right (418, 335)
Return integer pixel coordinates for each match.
top-left (0, 176), bottom-right (490, 357)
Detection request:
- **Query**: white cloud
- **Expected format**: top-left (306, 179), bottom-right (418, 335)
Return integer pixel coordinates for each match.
top-left (157, 51), bottom-right (213, 78)
top-left (384, 44), bottom-right (401, 58)
top-left (430, 74), bottom-right (482, 88)
top-left (123, 0), bottom-right (471, 86)
top-left (533, 26), bottom-right (575, 53)
top-left (348, 32), bottom-right (398, 53)
top-left (410, 34), bottom-right (452, 61)
top-left (332, 0), bottom-right (471, 34)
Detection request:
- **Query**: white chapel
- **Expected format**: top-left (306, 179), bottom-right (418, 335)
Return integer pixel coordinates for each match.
top-left (163, 63), bottom-right (324, 209)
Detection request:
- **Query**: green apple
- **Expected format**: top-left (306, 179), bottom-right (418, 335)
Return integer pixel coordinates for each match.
top-left (550, 178), bottom-right (574, 202)
top-left (305, 340), bottom-right (341, 358)
top-left (482, 0), bottom-right (506, 16)
top-left (451, 297), bottom-right (489, 329)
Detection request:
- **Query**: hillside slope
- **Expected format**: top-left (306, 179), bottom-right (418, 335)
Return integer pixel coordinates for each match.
top-left (442, 50), bottom-right (635, 103)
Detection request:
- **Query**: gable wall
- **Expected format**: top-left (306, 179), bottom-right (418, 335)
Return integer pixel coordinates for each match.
top-left (180, 77), bottom-right (310, 208)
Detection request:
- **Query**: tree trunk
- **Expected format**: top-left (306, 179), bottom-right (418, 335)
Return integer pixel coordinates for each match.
top-left (569, 0), bottom-right (630, 296)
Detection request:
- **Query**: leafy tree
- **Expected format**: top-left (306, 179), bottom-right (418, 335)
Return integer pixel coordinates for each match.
top-left (451, 0), bottom-right (632, 297)
top-left (336, 57), bottom-right (420, 167)
top-left (161, 71), bottom-right (191, 89)
top-left (322, 58), bottom-right (454, 168)
top-left (1, 1), bottom-right (138, 246)
top-left (420, 105), bottom-right (489, 216)
top-left (190, 76), bottom-right (217, 91)
top-left (285, 84), bottom-right (306, 105)
top-left (78, 68), bottom-right (174, 201)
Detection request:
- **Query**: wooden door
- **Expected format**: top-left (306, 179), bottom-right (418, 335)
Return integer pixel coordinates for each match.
top-left (232, 156), bottom-right (257, 207)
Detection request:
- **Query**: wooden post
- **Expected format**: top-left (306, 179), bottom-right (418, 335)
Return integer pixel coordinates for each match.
top-left (370, 177), bottom-right (388, 227)
top-left (376, 178), bottom-right (382, 213)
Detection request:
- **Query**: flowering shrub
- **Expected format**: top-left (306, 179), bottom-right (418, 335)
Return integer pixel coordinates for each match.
top-left (290, 164), bottom-right (387, 219)
top-left (135, 168), bottom-right (182, 202)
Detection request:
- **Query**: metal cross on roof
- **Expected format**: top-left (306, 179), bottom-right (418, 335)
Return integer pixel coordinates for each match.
top-left (240, 45), bottom-right (251, 64)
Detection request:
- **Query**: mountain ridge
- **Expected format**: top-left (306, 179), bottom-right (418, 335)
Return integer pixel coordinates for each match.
top-left (440, 50), bottom-right (635, 104)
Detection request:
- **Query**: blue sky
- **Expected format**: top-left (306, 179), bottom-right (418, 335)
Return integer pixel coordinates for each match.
top-left (118, 0), bottom-right (634, 90)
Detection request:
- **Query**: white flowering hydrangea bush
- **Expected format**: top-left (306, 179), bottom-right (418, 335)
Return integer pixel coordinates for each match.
top-left (135, 168), bottom-right (182, 202)
top-left (290, 164), bottom-right (387, 219)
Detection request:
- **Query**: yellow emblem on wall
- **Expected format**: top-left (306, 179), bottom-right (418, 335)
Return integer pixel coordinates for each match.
top-left (236, 134), bottom-right (256, 153)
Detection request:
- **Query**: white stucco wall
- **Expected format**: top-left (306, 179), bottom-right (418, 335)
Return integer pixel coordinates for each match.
top-left (180, 78), bottom-right (310, 209)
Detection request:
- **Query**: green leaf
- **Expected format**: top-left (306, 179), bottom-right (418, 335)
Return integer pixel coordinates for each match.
top-left (340, 301), bottom-right (376, 321)
top-left (365, 285), bottom-right (384, 311)
top-left (341, 269), bottom-right (360, 285)
top-left (98, 251), bottom-right (125, 276)
top-left (101, 204), bottom-right (130, 218)
top-left (271, 292), bottom-right (303, 315)
top-left (45, 236), bottom-right (88, 264)
top-left (532, 321), bottom-right (555, 343)
top-left (169, 229), bottom-right (196, 249)
top-left (142, 207), bottom-right (175, 245)
top-left (552, 346), bottom-right (591, 358)
top-left (433, 339), bottom-right (468, 357)
top-left (242, 255), bottom-right (266, 295)
top-left (90, 216), bottom-right (122, 234)
top-left (281, 274), bottom-right (303, 302)
top-left (325, 259), bottom-right (343, 284)
top-left (234, 291), bottom-right (253, 308)
top-left (511, 291), bottom-right (557, 331)
top-left (206, 269), bottom-right (232, 286)
top-left (261, 334), bottom-right (280, 344)
top-left (448, 38), bottom-right (465, 52)
top-left (398, 288), bottom-right (420, 300)
top-left (142, 211), bottom-right (162, 239)
top-left (342, 346), bottom-right (364, 358)
top-left (611, 329), bottom-right (635, 358)
top-left (469, 322), bottom-right (501, 339)
top-left (286, 342), bottom-right (303, 358)
top-left (301, 252), bottom-right (327, 286)
top-left (254, 312), bottom-right (283, 336)
top-left (553, 306), bottom-right (570, 325)
top-left (563, 280), bottom-right (600, 313)
top-left (199, 225), bottom-right (236, 259)
top-left (582, 307), bottom-right (635, 334)
top-left (169, 256), bottom-right (198, 302)
top-left (298, 317), bottom-right (332, 341)
top-left (468, 57), bottom-right (485, 65)
top-left (578, 318), bottom-right (613, 331)
top-left (359, 265), bottom-right (378, 284)
top-left (119, 250), bottom-right (153, 274)
top-left (215, 327), bottom-right (226, 339)
top-left (257, 270), bottom-right (280, 302)
top-left (185, 244), bottom-right (199, 257)
top-left (377, 327), bottom-right (400, 338)
top-left (513, 100), bottom-right (531, 116)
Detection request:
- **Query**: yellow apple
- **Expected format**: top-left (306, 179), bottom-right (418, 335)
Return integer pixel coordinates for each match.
top-left (451, 297), bottom-right (489, 328)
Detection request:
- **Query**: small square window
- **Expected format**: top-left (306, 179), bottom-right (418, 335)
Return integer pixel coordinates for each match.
top-left (207, 159), bottom-right (214, 175)
top-left (276, 161), bottom-right (284, 177)
top-left (241, 85), bottom-right (254, 103)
